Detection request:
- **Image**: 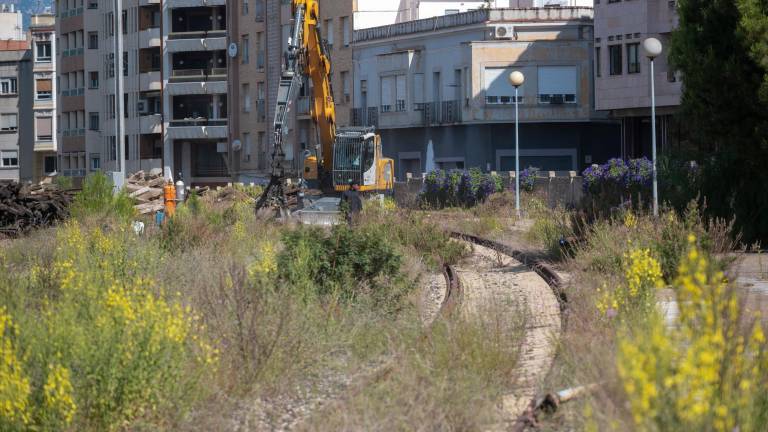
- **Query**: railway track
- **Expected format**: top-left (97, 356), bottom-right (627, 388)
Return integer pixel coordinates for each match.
top-left (443, 233), bottom-right (566, 431)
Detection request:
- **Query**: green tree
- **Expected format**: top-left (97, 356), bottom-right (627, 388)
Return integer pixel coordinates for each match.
top-left (738, 0), bottom-right (768, 101)
top-left (671, 0), bottom-right (768, 243)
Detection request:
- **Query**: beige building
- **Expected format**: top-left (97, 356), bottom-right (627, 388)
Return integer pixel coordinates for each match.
top-left (30, 14), bottom-right (58, 180)
top-left (230, 0), bottom-right (354, 183)
top-left (352, 7), bottom-right (619, 178)
top-left (594, 0), bottom-right (680, 158)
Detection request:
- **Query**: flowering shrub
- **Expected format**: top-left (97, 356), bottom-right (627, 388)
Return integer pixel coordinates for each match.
top-left (582, 157), bottom-right (653, 193)
top-left (0, 222), bottom-right (218, 430)
top-left (519, 167), bottom-right (539, 192)
top-left (422, 169), bottom-right (503, 208)
top-left (614, 236), bottom-right (768, 431)
top-left (596, 248), bottom-right (664, 319)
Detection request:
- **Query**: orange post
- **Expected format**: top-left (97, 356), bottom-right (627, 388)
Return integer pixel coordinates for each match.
top-left (164, 182), bottom-right (177, 217)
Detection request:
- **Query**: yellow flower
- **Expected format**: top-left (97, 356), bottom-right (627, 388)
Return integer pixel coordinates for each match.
top-left (0, 308), bottom-right (31, 425)
top-left (43, 363), bottom-right (77, 425)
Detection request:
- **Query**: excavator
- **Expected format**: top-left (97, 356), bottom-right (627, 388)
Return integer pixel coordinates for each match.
top-left (255, 0), bottom-right (395, 213)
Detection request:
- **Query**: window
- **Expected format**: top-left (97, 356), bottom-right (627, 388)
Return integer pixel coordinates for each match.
top-left (0, 114), bottom-right (17, 131)
top-left (341, 16), bottom-right (350, 47)
top-left (122, 10), bottom-right (127, 34)
top-left (413, 73), bottom-right (425, 110)
top-left (243, 132), bottom-right (251, 162)
top-left (256, 32), bottom-right (264, 69)
top-left (87, 0), bottom-right (97, 9)
top-left (537, 66), bottom-right (577, 104)
top-left (36, 79), bottom-right (53, 100)
top-left (123, 51), bottom-right (128, 76)
top-left (241, 35), bottom-right (249, 64)
top-left (90, 155), bottom-right (100, 170)
top-left (242, 0), bottom-right (248, 15)
top-left (395, 75), bottom-right (406, 112)
top-left (609, 45), bottom-right (623, 75)
top-left (36, 41), bottom-right (52, 62)
top-left (44, 156), bottom-right (57, 174)
top-left (89, 71), bottom-right (98, 89)
top-left (627, 43), bottom-right (640, 74)
top-left (242, 83), bottom-right (251, 112)
top-left (88, 32), bottom-right (98, 49)
top-left (341, 71), bottom-right (350, 103)
top-left (1, 151), bottom-right (18, 167)
top-left (484, 68), bottom-right (523, 105)
top-left (0, 78), bottom-right (17, 94)
top-left (107, 53), bottom-right (115, 78)
top-left (36, 117), bottom-right (53, 140)
top-left (89, 112), bottom-right (99, 130)
top-left (324, 19), bottom-right (334, 49)
top-left (595, 47), bottom-right (601, 77)
top-left (380, 76), bottom-right (394, 112)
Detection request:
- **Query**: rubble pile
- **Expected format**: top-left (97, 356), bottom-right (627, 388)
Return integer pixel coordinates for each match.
top-left (0, 181), bottom-right (74, 237)
top-left (126, 170), bottom-right (169, 215)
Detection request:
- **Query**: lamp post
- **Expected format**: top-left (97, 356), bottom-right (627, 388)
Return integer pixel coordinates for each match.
top-left (643, 37), bottom-right (662, 217)
top-left (509, 71), bottom-right (525, 217)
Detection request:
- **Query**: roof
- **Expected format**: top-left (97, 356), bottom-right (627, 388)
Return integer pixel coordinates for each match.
top-left (354, 7), bottom-right (594, 43)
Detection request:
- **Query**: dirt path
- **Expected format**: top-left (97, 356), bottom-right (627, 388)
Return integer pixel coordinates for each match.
top-left (454, 241), bottom-right (562, 429)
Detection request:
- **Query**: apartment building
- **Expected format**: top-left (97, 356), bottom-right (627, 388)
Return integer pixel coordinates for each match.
top-left (0, 4), bottom-right (24, 41)
top-left (594, 0), bottom-right (680, 158)
top-left (0, 40), bottom-right (32, 182)
top-left (55, 0), bottom-right (230, 184)
top-left (352, 7), bottom-right (619, 179)
top-left (30, 14), bottom-right (58, 180)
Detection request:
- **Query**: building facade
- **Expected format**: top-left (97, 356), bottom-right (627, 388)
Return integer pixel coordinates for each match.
top-left (352, 7), bottom-right (619, 180)
top-left (0, 40), bottom-right (32, 182)
top-left (593, 0), bottom-right (680, 158)
top-left (30, 14), bottom-right (58, 180)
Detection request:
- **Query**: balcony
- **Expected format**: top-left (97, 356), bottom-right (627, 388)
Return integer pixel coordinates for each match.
top-left (140, 71), bottom-right (162, 91)
top-left (166, 33), bottom-right (227, 53)
top-left (350, 107), bottom-right (379, 128)
top-left (139, 28), bottom-right (161, 48)
top-left (140, 114), bottom-right (162, 134)
top-left (170, 68), bottom-right (227, 83)
top-left (165, 79), bottom-right (227, 95)
top-left (34, 140), bottom-right (56, 152)
top-left (167, 0), bottom-right (225, 7)
top-left (422, 101), bottom-right (462, 125)
top-left (166, 122), bottom-right (227, 140)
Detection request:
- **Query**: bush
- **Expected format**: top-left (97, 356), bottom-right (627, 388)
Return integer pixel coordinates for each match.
top-left (422, 168), bottom-right (503, 208)
top-left (278, 224), bottom-right (403, 304)
top-left (70, 172), bottom-right (135, 221)
top-left (612, 238), bottom-right (768, 431)
top-left (0, 223), bottom-right (216, 430)
top-left (581, 157), bottom-right (653, 213)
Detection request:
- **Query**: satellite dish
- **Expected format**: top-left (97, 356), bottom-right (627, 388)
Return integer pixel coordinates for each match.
top-left (228, 42), bottom-right (238, 58)
top-left (231, 139), bottom-right (242, 151)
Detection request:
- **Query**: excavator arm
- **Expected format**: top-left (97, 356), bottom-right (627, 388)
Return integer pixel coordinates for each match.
top-left (256, 0), bottom-right (336, 211)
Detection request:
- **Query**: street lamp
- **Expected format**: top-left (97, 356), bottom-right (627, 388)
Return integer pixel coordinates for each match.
top-left (509, 71), bottom-right (525, 217)
top-left (643, 37), bottom-right (662, 217)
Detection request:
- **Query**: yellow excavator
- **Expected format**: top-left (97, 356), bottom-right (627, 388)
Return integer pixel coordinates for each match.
top-left (256, 0), bottom-right (394, 212)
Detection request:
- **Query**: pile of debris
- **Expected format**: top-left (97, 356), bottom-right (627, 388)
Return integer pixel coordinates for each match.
top-left (0, 181), bottom-right (74, 237)
top-left (125, 170), bottom-right (168, 215)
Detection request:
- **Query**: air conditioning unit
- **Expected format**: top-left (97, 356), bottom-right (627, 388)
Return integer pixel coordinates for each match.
top-left (137, 100), bottom-right (148, 114)
top-left (493, 25), bottom-right (516, 40)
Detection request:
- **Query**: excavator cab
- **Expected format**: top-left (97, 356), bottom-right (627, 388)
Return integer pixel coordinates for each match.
top-left (331, 127), bottom-right (391, 192)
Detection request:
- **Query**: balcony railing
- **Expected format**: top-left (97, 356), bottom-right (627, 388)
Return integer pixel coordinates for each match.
top-left (256, 100), bottom-right (266, 121)
top-left (170, 68), bottom-right (227, 82)
top-left (169, 118), bottom-right (227, 127)
top-left (168, 29), bottom-right (227, 40)
top-left (350, 107), bottom-right (379, 127)
top-left (423, 100), bottom-right (462, 125)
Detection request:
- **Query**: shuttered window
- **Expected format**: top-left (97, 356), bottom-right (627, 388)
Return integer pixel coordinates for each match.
top-left (413, 73), bottom-right (425, 109)
top-left (395, 75), bottom-right (406, 112)
top-left (36, 79), bottom-right (53, 100)
top-left (537, 66), bottom-right (577, 104)
top-left (484, 67), bottom-right (522, 105)
top-left (380, 76), bottom-right (394, 112)
top-left (36, 117), bottom-right (53, 140)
